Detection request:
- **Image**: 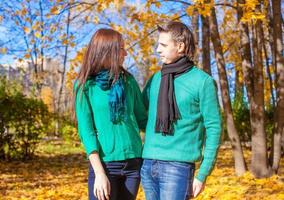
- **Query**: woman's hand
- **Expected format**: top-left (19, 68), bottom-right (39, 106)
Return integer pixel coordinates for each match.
top-left (94, 172), bottom-right (111, 200)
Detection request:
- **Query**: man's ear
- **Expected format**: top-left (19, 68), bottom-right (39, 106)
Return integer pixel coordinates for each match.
top-left (177, 42), bottom-right (185, 54)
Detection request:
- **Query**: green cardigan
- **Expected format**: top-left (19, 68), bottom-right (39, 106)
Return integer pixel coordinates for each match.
top-left (142, 67), bottom-right (222, 183)
top-left (75, 74), bottom-right (147, 162)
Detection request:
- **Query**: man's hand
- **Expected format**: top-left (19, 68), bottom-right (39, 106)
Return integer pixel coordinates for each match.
top-left (192, 178), bottom-right (205, 198)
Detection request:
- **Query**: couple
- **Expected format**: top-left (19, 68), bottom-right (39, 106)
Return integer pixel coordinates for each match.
top-left (74, 21), bottom-right (221, 200)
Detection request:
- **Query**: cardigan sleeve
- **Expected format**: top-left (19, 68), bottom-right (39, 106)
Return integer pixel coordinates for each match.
top-left (129, 75), bottom-right (148, 130)
top-left (74, 82), bottom-right (99, 157)
top-left (142, 74), bottom-right (155, 110)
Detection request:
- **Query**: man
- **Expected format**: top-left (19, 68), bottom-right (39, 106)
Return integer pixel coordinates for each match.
top-left (141, 21), bottom-right (222, 200)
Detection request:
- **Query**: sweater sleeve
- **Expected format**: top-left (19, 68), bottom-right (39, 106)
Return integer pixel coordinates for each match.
top-left (196, 77), bottom-right (222, 183)
top-left (75, 83), bottom-right (99, 157)
top-left (130, 76), bottom-right (148, 130)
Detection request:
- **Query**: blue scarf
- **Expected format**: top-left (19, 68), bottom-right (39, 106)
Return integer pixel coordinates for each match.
top-left (94, 70), bottom-right (127, 124)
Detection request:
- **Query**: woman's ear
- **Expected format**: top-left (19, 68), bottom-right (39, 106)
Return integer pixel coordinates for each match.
top-left (177, 42), bottom-right (185, 55)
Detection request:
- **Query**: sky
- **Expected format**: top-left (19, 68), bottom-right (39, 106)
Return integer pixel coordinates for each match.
top-left (1, 0), bottom-right (274, 103)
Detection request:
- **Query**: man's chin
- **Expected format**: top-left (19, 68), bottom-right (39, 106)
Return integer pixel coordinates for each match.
top-left (160, 58), bottom-right (168, 64)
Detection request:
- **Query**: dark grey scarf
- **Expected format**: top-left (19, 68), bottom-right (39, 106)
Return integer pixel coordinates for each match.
top-left (155, 56), bottom-right (194, 135)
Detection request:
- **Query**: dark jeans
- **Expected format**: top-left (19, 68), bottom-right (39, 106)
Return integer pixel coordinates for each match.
top-left (141, 159), bottom-right (195, 200)
top-left (88, 158), bottom-right (142, 200)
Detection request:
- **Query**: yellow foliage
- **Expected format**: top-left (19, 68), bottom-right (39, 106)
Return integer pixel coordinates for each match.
top-left (66, 48), bottom-right (86, 90)
top-left (187, 1), bottom-right (213, 17)
top-left (70, 42), bottom-right (75, 47)
top-left (40, 86), bottom-right (54, 112)
top-left (35, 32), bottom-right (41, 38)
top-left (20, 8), bottom-right (28, 16)
top-left (93, 16), bottom-right (99, 24)
top-left (1, 145), bottom-right (284, 199)
top-left (23, 27), bottom-right (30, 34)
top-left (1, 47), bottom-right (7, 54)
top-left (32, 21), bottom-right (40, 31)
top-left (186, 6), bottom-right (195, 16)
top-left (50, 6), bottom-right (59, 15)
top-left (113, 0), bottom-right (124, 10)
top-left (240, 0), bottom-right (266, 24)
top-left (62, 38), bottom-right (68, 45)
top-left (24, 53), bottom-right (30, 59)
top-left (50, 25), bottom-right (56, 34)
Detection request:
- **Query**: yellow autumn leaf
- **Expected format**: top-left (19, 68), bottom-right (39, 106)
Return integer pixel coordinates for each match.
top-left (23, 27), bottom-right (30, 34)
top-left (62, 39), bottom-right (68, 45)
top-left (113, 0), bottom-right (124, 9)
top-left (1, 47), bottom-right (7, 54)
top-left (84, 16), bottom-right (90, 22)
top-left (153, 1), bottom-right (161, 8)
top-left (149, 64), bottom-right (161, 72)
top-left (20, 8), bottom-right (27, 16)
top-left (24, 53), bottom-right (30, 59)
top-left (32, 21), bottom-right (40, 30)
top-left (186, 6), bottom-right (195, 16)
top-left (50, 6), bottom-right (59, 15)
top-left (93, 16), bottom-right (99, 23)
top-left (35, 32), bottom-right (41, 38)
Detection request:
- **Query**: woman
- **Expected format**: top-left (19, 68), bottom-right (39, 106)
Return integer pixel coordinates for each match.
top-left (73, 28), bottom-right (147, 200)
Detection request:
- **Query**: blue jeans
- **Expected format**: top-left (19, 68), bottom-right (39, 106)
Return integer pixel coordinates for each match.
top-left (141, 159), bottom-right (195, 200)
top-left (88, 158), bottom-right (142, 200)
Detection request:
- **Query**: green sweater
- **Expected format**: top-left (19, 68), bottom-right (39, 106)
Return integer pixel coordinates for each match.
top-left (142, 67), bottom-right (222, 183)
top-left (75, 74), bottom-right (147, 161)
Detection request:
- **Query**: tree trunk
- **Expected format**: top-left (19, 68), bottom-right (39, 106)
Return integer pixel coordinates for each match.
top-left (39, 0), bottom-right (45, 73)
top-left (250, 17), bottom-right (271, 178)
top-left (237, 0), bottom-right (271, 178)
top-left (261, 25), bottom-right (275, 108)
top-left (201, 14), bottom-right (211, 75)
top-left (57, 5), bottom-right (71, 113)
top-left (266, 1), bottom-right (276, 77)
top-left (191, 8), bottom-right (200, 65)
top-left (209, 6), bottom-right (246, 175)
top-left (271, 0), bottom-right (284, 173)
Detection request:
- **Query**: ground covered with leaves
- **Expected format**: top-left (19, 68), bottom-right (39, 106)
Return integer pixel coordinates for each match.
top-left (1, 141), bottom-right (284, 200)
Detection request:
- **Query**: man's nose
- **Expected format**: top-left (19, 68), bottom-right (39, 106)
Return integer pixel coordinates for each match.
top-left (156, 45), bottom-right (161, 53)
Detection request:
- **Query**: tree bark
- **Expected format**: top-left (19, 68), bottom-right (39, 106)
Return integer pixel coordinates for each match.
top-left (271, 0), bottom-right (284, 174)
top-left (237, 0), bottom-right (272, 178)
top-left (39, 0), bottom-right (45, 73)
top-left (209, 6), bottom-right (246, 175)
top-left (57, 5), bottom-right (71, 113)
top-left (249, 19), bottom-right (271, 178)
top-left (201, 14), bottom-right (211, 75)
top-left (261, 25), bottom-right (275, 108)
top-left (191, 8), bottom-right (200, 65)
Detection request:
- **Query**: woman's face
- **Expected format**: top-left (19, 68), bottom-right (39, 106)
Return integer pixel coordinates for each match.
top-left (119, 39), bottom-right (127, 66)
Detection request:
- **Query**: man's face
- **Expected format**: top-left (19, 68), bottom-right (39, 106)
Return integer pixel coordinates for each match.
top-left (156, 32), bottom-right (182, 64)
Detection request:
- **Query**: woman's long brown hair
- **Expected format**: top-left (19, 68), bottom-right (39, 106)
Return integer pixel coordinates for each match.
top-left (72, 28), bottom-right (126, 120)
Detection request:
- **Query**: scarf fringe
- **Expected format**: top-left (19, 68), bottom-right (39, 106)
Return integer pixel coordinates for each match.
top-left (155, 118), bottom-right (175, 136)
